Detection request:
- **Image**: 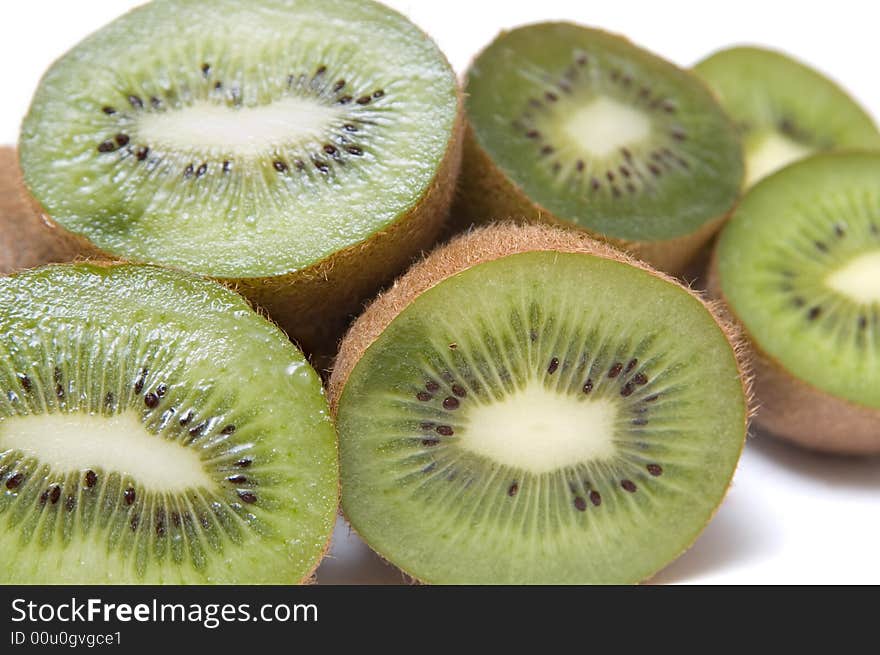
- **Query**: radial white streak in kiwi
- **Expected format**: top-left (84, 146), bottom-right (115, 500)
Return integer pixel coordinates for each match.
top-left (745, 131), bottom-right (814, 186)
top-left (0, 412), bottom-right (214, 491)
top-left (825, 250), bottom-right (880, 304)
top-left (562, 96), bottom-right (651, 158)
top-left (459, 383), bottom-right (618, 473)
top-left (136, 99), bottom-right (343, 158)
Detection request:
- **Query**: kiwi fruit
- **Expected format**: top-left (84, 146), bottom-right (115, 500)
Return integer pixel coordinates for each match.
top-left (18, 0), bottom-right (462, 360)
top-left (0, 263), bottom-right (338, 583)
top-left (452, 23), bottom-right (743, 275)
top-left (0, 147), bottom-right (82, 275)
top-left (712, 152), bottom-right (880, 455)
top-left (329, 224), bottom-right (749, 584)
top-left (695, 46), bottom-right (880, 188)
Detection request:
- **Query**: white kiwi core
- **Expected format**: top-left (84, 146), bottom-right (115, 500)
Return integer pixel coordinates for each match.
top-left (0, 412), bottom-right (214, 491)
top-left (562, 96), bottom-right (652, 158)
top-left (136, 98), bottom-right (343, 158)
top-left (459, 383), bottom-right (618, 473)
top-left (746, 131), bottom-right (814, 187)
top-left (825, 250), bottom-right (880, 304)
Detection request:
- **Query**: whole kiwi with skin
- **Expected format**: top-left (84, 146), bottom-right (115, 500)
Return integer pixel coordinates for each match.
top-left (0, 262), bottom-right (338, 583)
top-left (451, 23), bottom-right (744, 275)
top-left (330, 223), bottom-right (750, 584)
top-left (711, 152), bottom-right (880, 455)
top-left (17, 0), bottom-right (462, 363)
top-left (0, 147), bottom-right (82, 275)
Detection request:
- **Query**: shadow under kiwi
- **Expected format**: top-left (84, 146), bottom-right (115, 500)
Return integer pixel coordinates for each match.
top-left (315, 516), bottom-right (409, 585)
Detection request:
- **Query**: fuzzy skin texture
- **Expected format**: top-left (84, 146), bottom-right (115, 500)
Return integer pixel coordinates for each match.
top-left (330, 222), bottom-right (752, 415)
top-left (708, 252), bottom-right (880, 455)
top-left (15, 106), bottom-right (464, 367)
top-left (448, 120), bottom-right (733, 276)
top-left (0, 147), bottom-right (85, 275)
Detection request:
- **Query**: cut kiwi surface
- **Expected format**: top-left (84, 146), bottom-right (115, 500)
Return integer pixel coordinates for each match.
top-left (330, 225), bottom-right (748, 584)
top-left (695, 46), bottom-right (880, 188)
top-left (455, 23), bottom-right (743, 274)
top-left (714, 152), bottom-right (880, 454)
top-left (0, 263), bottom-right (338, 583)
top-left (19, 0), bottom-right (461, 356)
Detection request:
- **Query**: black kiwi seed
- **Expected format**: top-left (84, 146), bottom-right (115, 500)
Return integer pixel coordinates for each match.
top-left (583, 379), bottom-right (594, 394)
top-left (6, 473), bottom-right (25, 492)
top-left (574, 496), bottom-right (587, 511)
top-left (196, 163), bottom-right (208, 177)
top-left (807, 307), bottom-right (822, 321)
top-left (647, 464), bottom-right (663, 476)
top-left (155, 383), bottom-right (167, 398)
top-left (201, 63), bottom-right (211, 77)
top-left (608, 362), bottom-right (623, 378)
top-left (625, 358), bottom-right (638, 373)
top-left (416, 391), bottom-right (431, 401)
top-left (338, 95), bottom-right (353, 104)
top-left (373, 89), bottom-right (384, 98)
top-left (134, 368), bottom-right (147, 394)
top-left (144, 392), bottom-right (159, 408)
top-left (814, 241), bottom-right (828, 253)
top-left (136, 147), bottom-right (149, 161)
top-left (633, 372), bottom-right (648, 385)
top-left (85, 470), bottom-right (97, 488)
top-left (183, 164), bottom-right (194, 178)
top-left (547, 357), bottom-right (560, 374)
top-left (234, 458), bottom-right (252, 468)
top-left (17, 373), bottom-right (31, 391)
top-left (620, 382), bottom-right (635, 397)
top-left (323, 144), bottom-right (337, 156)
top-left (50, 485), bottom-right (61, 504)
top-left (115, 134), bottom-right (129, 147)
top-left (333, 80), bottom-right (346, 92)
top-left (346, 146), bottom-right (363, 156)
top-left (508, 482), bottom-right (519, 497)
top-left (102, 106), bottom-right (116, 115)
top-left (436, 425), bottom-right (454, 436)
top-left (39, 490), bottom-right (49, 505)
top-left (273, 160), bottom-right (288, 172)
top-left (128, 95), bottom-right (144, 109)
top-left (452, 384), bottom-right (467, 398)
top-left (65, 496), bottom-right (76, 512)
top-left (313, 160), bottom-right (330, 174)
top-left (238, 491), bottom-right (258, 504)
top-left (97, 140), bottom-right (116, 153)
top-left (422, 438), bottom-right (439, 447)
top-left (443, 397), bottom-right (460, 410)
top-left (621, 480), bottom-right (637, 493)
top-left (123, 487), bottom-right (136, 505)
top-left (178, 409), bottom-right (193, 426)
top-left (589, 490), bottom-right (602, 506)
top-left (221, 424), bottom-right (236, 435)
top-left (426, 380), bottom-right (440, 392)
top-left (343, 124), bottom-right (358, 132)
top-left (222, 160), bottom-right (232, 173)
top-left (644, 393), bottom-right (660, 403)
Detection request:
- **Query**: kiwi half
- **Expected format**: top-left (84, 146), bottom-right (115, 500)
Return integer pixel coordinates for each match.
top-left (18, 0), bottom-right (462, 359)
top-left (329, 224), bottom-right (748, 584)
top-left (695, 46), bottom-right (880, 188)
top-left (713, 152), bottom-right (880, 455)
top-left (0, 263), bottom-right (338, 583)
top-left (453, 23), bottom-right (743, 274)
top-left (0, 147), bottom-right (82, 275)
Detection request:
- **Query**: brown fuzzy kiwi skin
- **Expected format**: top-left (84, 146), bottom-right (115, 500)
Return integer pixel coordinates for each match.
top-left (707, 251), bottom-right (880, 455)
top-left (449, 121), bottom-right (733, 276)
top-left (14, 103), bottom-right (464, 367)
top-left (0, 147), bottom-right (88, 275)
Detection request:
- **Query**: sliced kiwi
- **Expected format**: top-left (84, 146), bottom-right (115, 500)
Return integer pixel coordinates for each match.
top-left (713, 152), bottom-right (880, 455)
top-left (18, 0), bottom-right (462, 358)
top-left (329, 224), bottom-right (748, 584)
top-left (453, 23), bottom-right (743, 275)
top-left (695, 46), bottom-right (880, 188)
top-left (0, 263), bottom-right (338, 583)
top-left (0, 147), bottom-right (82, 275)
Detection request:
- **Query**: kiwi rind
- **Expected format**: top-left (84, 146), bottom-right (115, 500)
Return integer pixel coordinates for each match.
top-left (450, 24), bottom-right (744, 275)
top-left (330, 223), bottom-right (751, 583)
top-left (0, 147), bottom-right (84, 275)
top-left (0, 261), bottom-right (340, 583)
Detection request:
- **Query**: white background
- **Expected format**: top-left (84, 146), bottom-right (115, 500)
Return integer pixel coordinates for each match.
top-left (1, 1), bottom-right (878, 584)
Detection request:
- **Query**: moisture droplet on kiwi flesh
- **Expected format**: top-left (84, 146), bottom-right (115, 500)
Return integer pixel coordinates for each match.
top-left (694, 46), bottom-right (880, 188)
top-left (714, 152), bottom-right (880, 454)
top-left (455, 23), bottom-right (743, 272)
top-left (331, 225), bottom-right (748, 584)
top-left (17, 0), bottom-right (461, 358)
top-left (0, 264), bottom-right (338, 583)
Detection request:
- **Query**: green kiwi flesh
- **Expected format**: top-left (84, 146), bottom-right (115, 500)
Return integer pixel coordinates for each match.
top-left (695, 46), bottom-right (880, 187)
top-left (331, 226), bottom-right (747, 584)
top-left (459, 23), bottom-right (743, 249)
top-left (0, 263), bottom-right (338, 583)
top-left (18, 0), bottom-right (459, 279)
top-left (715, 152), bottom-right (880, 448)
